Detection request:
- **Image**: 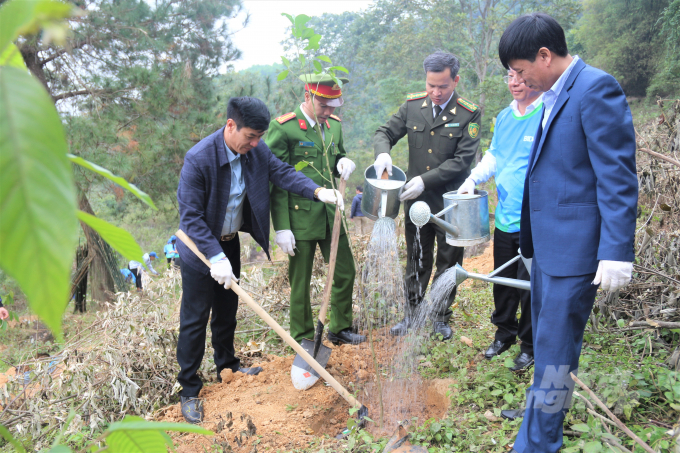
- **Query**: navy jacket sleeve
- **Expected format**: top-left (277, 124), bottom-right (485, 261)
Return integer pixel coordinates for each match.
top-left (267, 149), bottom-right (320, 200)
top-left (582, 74), bottom-right (638, 261)
top-left (177, 154), bottom-right (224, 263)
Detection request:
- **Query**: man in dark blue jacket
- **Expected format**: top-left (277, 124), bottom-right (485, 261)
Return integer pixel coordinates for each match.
top-left (175, 97), bottom-right (343, 424)
top-left (497, 13), bottom-right (637, 453)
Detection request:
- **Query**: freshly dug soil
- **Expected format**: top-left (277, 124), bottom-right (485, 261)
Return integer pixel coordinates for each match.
top-left (162, 335), bottom-right (453, 452)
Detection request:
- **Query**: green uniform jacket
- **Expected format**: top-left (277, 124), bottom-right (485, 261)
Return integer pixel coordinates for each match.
top-left (373, 91), bottom-right (482, 214)
top-left (267, 106), bottom-right (346, 240)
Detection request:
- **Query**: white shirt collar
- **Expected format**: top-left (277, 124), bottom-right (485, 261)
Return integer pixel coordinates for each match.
top-left (510, 94), bottom-right (544, 117)
top-left (224, 139), bottom-right (240, 163)
top-left (544, 56), bottom-right (579, 107)
top-left (300, 104), bottom-right (318, 128)
top-left (432, 91), bottom-right (455, 116)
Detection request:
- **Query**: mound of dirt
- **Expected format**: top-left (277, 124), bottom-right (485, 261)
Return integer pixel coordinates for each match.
top-left (161, 335), bottom-right (454, 452)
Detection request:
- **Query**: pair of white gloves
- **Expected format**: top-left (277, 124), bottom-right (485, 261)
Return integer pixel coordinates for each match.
top-left (275, 157), bottom-right (356, 257)
top-left (373, 153), bottom-right (426, 201)
top-left (459, 177), bottom-right (633, 292)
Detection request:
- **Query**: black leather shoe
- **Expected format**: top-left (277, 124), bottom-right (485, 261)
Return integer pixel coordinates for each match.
top-left (389, 317), bottom-right (412, 336)
top-left (238, 366), bottom-right (263, 375)
top-left (432, 321), bottom-right (452, 340)
top-left (510, 353), bottom-right (534, 371)
top-left (484, 339), bottom-right (515, 359)
top-left (500, 408), bottom-right (525, 420)
top-left (180, 396), bottom-right (203, 424)
top-left (328, 328), bottom-right (367, 345)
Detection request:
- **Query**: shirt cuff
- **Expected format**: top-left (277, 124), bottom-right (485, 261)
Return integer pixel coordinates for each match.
top-left (210, 253), bottom-right (226, 264)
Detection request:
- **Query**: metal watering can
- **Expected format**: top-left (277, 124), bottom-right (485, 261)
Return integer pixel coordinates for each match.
top-left (362, 165), bottom-right (407, 220)
top-left (451, 256), bottom-right (531, 291)
top-left (409, 189), bottom-right (491, 246)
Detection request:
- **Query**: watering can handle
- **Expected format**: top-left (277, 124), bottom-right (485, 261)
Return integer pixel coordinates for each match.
top-left (433, 203), bottom-right (457, 218)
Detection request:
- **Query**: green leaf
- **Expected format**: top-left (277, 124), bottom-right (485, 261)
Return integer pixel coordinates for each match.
top-left (0, 43), bottom-right (26, 69)
top-left (317, 55), bottom-right (331, 63)
top-left (293, 14), bottom-right (311, 30)
top-left (281, 12), bottom-right (294, 25)
top-left (0, 66), bottom-right (78, 339)
top-left (583, 441), bottom-right (603, 453)
top-left (330, 75), bottom-right (343, 89)
top-left (47, 446), bottom-right (72, 453)
top-left (76, 211), bottom-right (143, 263)
top-left (277, 69), bottom-right (289, 81)
top-left (281, 56), bottom-right (290, 68)
top-left (430, 422), bottom-right (441, 433)
top-left (570, 423), bottom-right (591, 433)
top-left (313, 60), bottom-right (323, 73)
top-left (503, 393), bottom-right (514, 404)
top-left (299, 54), bottom-right (305, 66)
top-left (295, 161), bottom-right (309, 171)
top-left (617, 319), bottom-right (626, 328)
top-left (68, 154), bottom-right (156, 210)
top-left (106, 417), bottom-right (212, 453)
top-left (329, 65), bottom-right (349, 73)
top-left (0, 424), bottom-right (27, 452)
top-left (0, 0), bottom-right (75, 53)
top-left (504, 357), bottom-right (515, 367)
top-left (305, 34), bottom-right (321, 51)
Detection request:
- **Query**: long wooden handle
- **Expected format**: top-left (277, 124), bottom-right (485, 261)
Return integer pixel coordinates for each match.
top-left (318, 178), bottom-right (347, 323)
top-left (175, 229), bottom-right (363, 409)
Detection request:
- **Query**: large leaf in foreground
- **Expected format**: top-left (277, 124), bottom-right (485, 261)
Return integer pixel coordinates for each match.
top-left (0, 0), bottom-right (74, 54)
top-left (77, 210), bottom-right (143, 263)
top-left (105, 416), bottom-right (212, 453)
top-left (68, 154), bottom-right (157, 210)
top-left (0, 66), bottom-right (77, 338)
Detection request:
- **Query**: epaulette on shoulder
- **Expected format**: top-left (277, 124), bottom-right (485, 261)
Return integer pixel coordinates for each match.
top-left (275, 112), bottom-right (296, 124)
top-left (329, 114), bottom-right (342, 122)
top-left (457, 97), bottom-right (479, 112)
top-left (407, 91), bottom-right (428, 101)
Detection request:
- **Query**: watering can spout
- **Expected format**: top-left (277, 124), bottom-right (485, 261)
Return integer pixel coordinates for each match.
top-left (409, 201), bottom-right (460, 237)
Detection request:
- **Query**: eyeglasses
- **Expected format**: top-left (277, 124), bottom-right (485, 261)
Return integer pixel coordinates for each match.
top-left (502, 75), bottom-right (519, 84)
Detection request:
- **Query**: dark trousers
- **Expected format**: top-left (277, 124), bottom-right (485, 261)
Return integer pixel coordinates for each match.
top-left (513, 258), bottom-right (598, 453)
top-left (176, 236), bottom-right (241, 397)
top-left (491, 228), bottom-right (532, 354)
top-left (404, 220), bottom-right (464, 322)
top-left (128, 266), bottom-right (142, 289)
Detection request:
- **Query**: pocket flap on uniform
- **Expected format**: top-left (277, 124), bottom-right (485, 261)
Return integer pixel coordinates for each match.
top-left (294, 146), bottom-right (318, 158)
top-left (289, 196), bottom-right (312, 211)
top-left (441, 128), bottom-right (463, 139)
top-left (406, 121), bottom-right (425, 132)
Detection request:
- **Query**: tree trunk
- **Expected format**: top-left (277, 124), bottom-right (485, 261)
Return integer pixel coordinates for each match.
top-left (78, 193), bottom-right (115, 304)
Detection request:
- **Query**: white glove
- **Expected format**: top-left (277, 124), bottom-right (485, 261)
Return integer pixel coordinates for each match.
top-left (210, 258), bottom-right (234, 289)
top-left (399, 176), bottom-right (425, 201)
top-left (276, 230), bottom-right (296, 256)
top-left (317, 188), bottom-right (345, 211)
top-left (373, 153), bottom-right (392, 178)
top-left (336, 157), bottom-right (356, 181)
top-left (592, 260), bottom-right (633, 292)
top-left (458, 178), bottom-right (476, 195)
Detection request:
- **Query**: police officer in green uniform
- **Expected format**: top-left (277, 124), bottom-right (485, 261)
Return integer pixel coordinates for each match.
top-left (372, 52), bottom-right (481, 341)
top-left (267, 74), bottom-right (366, 346)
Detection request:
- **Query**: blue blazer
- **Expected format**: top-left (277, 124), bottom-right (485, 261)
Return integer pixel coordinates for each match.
top-left (177, 127), bottom-right (320, 274)
top-left (520, 59), bottom-right (638, 277)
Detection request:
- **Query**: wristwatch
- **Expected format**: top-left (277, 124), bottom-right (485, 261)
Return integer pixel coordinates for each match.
top-left (314, 187), bottom-right (323, 199)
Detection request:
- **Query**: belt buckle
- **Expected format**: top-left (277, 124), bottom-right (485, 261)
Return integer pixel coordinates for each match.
top-left (220, 233), bottom-right (236, 242)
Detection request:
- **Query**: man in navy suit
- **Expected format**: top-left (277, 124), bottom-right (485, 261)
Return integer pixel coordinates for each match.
top-left (175, 97), bottom-right (343, 423)
top-left (497, 13), bottom-right (638, 452)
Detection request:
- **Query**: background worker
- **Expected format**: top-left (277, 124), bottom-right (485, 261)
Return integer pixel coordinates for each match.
top-left (350, 186), bottom-right (369, 235)
top-left (458, 69), bottom-right (543, 371)
top-left (175, 96), bottom-right (343, 424)
top-left (128, 252), bottom-right (159, 291)
top-left (267, 74), bottom-right (364, 346)
top-left (497, 13), bottom-right (637, 451)
top-left (120, 268), bottom-right (136, 288)
top-left (372, 52), bottom-right (481, 340)
top-left (164, 235), bottom-right (179, 268)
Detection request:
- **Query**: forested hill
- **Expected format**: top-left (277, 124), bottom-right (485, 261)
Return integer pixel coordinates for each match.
top-left (215, 0), bottom-right (680, 186)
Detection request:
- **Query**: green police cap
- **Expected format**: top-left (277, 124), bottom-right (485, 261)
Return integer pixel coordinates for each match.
top-left (300, 73), bottom-right (349, 107)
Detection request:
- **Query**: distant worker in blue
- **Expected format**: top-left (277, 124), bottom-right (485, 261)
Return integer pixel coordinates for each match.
top-left (120, 268), bottom-right (136, 288)
top-left (349, 185), bottom-right (370, 235)
top-left (164, 236), bottom-right (180, 268)
top-left (458, 68), bottom-right (542, 373)
top-left (128, 252), bottom-right (159, 291)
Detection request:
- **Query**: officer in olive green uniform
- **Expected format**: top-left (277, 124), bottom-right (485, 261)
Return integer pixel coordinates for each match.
top-left (267, 74), bottom-right (366, 346)
top-left (373, 52), bottom-right (481, 340)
